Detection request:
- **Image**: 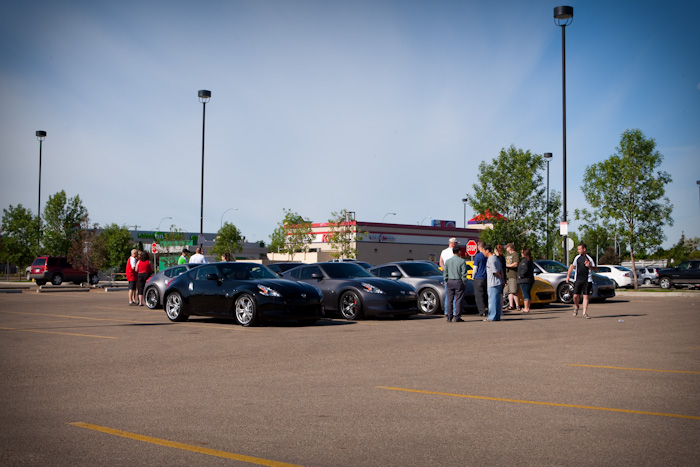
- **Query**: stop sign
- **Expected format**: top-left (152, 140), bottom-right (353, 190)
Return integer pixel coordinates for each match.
top-left (466, 240), bottom-right (478, 256)
top-left (151, 243), bottom-right (158, 254)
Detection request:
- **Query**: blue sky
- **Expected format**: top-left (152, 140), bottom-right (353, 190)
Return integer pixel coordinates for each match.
top-left (1, 0), bottom-right (698, 250)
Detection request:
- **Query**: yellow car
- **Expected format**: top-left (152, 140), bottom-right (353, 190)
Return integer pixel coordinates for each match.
top-left (517, 276), bottom-right (556, 306)
top-left (465, 261), bottom-right (474, 280)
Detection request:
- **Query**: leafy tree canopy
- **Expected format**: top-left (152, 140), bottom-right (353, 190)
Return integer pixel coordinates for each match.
top-left (1, 204), bottom-right (39, 267)
top-left (269, 209), bottom-right (314, 260)
top-left (211, 222), bottom-right (243, 259)
top-left (42, 190), bottom-right (88, 256)
top-left (100, 223), bottom-right (136, 270)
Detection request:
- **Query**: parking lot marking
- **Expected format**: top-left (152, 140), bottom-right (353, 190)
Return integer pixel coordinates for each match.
top-left (377, 386), bottom-right (700, 420)
top-left (0, 326), bottom-right (117, 339)
top-left (69, 422), bottom-right (304, 467)
top-left (568, 364), bottom-right (700, 374)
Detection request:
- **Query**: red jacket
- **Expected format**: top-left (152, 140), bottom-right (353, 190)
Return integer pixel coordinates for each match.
top-left (125, 258), bottom-right (137, 281)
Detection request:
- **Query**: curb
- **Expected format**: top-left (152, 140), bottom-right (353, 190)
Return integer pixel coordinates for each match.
top-left (37, 286), bottom-right (91, 293)
top-left (614, 291), bottom-right (699, 298)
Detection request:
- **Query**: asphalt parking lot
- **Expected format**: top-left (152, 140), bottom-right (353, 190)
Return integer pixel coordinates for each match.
top-left (1, 288), bottom-right (699, 466)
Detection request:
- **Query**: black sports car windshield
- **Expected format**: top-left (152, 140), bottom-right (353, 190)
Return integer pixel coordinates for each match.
top-left (537, 260), bottom-right (568, 273)
top-left (401, 262), bottom-right (442, 277)
top-left (322, 263), bottom-right (374, 279)
top-left (219, 263), bottom-right (278, 280)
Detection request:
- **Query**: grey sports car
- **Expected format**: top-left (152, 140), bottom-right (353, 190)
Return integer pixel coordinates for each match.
top-left (533, 260), bottom-right (616, 304)
top-left (369, 261), bottom-right (475, 315)
top-left (282, 262), bottom-right (418, 320)
top-left (144, 263), bottom-right (202, 309)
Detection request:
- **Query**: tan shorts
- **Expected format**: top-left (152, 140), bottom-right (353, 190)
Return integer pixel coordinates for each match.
top-left (506, 277), bottom-right (518, 294)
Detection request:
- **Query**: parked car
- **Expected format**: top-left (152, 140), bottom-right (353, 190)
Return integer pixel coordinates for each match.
top-left (29, 256), bottom-right (98, 286)
top-left (597, 265), bottom-right (639, 288)
top-left (282, 262), bottom-right (418, 320)
top-left (144, 264), bottom-right (202, 309)
top-left (162, 262), bottom-right (324, 326)
top-left (532, 260), bottom-right (616, 304)
top-left (514, 277), bottom-right (557, 306)
top-left (369, 260), bottom-right (475, 315)
top-left (267, 262), bottom-right (303, 276)
top-left (637, 267), bottom-right (659, 285)
top-left (658, 260), bottom-right (700, 289)
top-left (327, 258), bottom-right (373, 269)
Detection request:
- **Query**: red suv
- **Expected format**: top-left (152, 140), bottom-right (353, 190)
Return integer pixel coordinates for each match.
top-left (29, 256), bottom-right (99, 286)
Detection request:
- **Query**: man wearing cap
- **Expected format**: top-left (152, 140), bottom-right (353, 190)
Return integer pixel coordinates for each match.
top-left (178, 248), bottom-right (190, 265)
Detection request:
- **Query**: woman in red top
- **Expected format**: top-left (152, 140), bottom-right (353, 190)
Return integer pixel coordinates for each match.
top-left (136, 251), bottom-right (153, 306)
top-left (125, 249), bottom-right (139, 305)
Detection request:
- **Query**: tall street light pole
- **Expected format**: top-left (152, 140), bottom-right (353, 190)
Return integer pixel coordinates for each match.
top-left (697, 180), bottom-right (700, 214)
top-left (544, 153), bottom-right (553, 259)
top-left (198, 90), bottom-right (211, 248)
top-left (221, 208), bottom-right (237, 228)
top-left (36, 131), bottom-right (46, 244)
top-left (382, 212), bottom-right (396, 223)
top-left (554, 6), bottom-right (573, 265)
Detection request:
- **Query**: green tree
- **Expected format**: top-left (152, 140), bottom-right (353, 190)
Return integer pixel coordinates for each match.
top-left (1, 204), bottom-right (39, 270)
top-left (42, 191), bottom-right (88, 256)
top-left (211, 222), bottom-right (243, 259)
top-left (269, 209), bottom-right (314, 260)
top-left (465, 146), bottom-right (560, 259)
top-left (327, 209), bottom-right (367, 259)
top-left (574, 208), bottom-right (619, 263)
top-left (581, 129), bottom-right (673, 288)
top-left (67, 214), bottom-right (105, 283)
top-left (159, 225), bottom-right (188, 268)
top-left (100, 223), bottom-right (136, 270)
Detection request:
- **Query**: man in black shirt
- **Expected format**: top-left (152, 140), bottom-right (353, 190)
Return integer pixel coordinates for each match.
top-left (565, 243), bottom-right (598, 319)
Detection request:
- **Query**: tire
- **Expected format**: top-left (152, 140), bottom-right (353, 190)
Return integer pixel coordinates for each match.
top-left (234, 293), bottom-right (258, 327)
top-left (145, 287), bottom-right (160, 309)
top-left (659, 277), bottom-right (671, 289)
top-left (25, 271), bottom-right (31, 281)
top-left (611, 280), bottom-right (619, 289)
top-left (89, 274), bottom-right (99, 285)
top-left (164, 292), bottom-right (188, 322)
top-left (418, 288), bottom-right (440, 315)
top-left (643, 278), bottom-right (651, 285)
top-left (51, 274), bottom-right (63, 286)
top-left (339, 290), bottom-right (363, 320)
top-left (557, 282), bottom-right (574, 304)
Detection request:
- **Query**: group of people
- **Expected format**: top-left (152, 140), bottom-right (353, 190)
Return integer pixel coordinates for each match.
top-left (126, 246), bottom-right (209, 306)
top-left (441, 237), bottom-right (598, 322)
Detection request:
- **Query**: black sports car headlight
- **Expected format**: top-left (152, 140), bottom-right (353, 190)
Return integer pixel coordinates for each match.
top-left (257, 285), bottom-right (281, 297)
top-left (361, 282), bottom-right (385, 294)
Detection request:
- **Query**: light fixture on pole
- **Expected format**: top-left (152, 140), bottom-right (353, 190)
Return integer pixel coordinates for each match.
top-left (36, 131), bottom-right (46, 243)
top-left (382, 212), bottom-right (396, 223)
top-left (156, 216), bottom-right (172, 231)
top-left (697, 180), bottom-right (700, 214)
top-left (198, 90), bottom-right (211, 248)
top-left (221, 208), bottom-right (238, 228)
top-left (544, 153), bottom-right (553, 259)
top-left (462, 198), bottom-right (468, 228)
top-left (554, 5), bottom-right (573, 265)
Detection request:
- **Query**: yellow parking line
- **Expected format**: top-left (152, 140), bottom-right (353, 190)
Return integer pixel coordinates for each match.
top-left (69, 422), bottom-right (304, 467)
top-left (377, 386), bottom-right (700, 420)
top-left (0, 326), bottom-right (116, 339)
top-left (568, 364), bottom-right (700, 374)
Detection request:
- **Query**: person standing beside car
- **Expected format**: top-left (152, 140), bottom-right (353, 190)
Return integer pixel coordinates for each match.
top-left (443, 245), bottom-right (468, 322)
top-left (505, 243), bottom-right (521, 311)
top-left (517, 248), bottom-right (535, 313)
top-left (136, 251), bottom-right (153, 306)
top-left (178, 248), bottom-right (190, 265)
top-left (472, 241), bottom-right (489, 317)
top-left (439, 237), bottom-right (459, 314)
top-left (484, 244), bottom-right (503, 321)
top-left (189, 247), bottom-right (208, 264)
top-left (126, 249), bottom-right (139, 306)
top-left (566, 243), bottom-right (598, 319)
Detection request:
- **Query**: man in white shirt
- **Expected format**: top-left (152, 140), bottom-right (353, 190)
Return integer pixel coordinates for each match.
top-left (189, 247), bottom-right (208, 264)
top-left (439, 237), bottom-right (459, 313)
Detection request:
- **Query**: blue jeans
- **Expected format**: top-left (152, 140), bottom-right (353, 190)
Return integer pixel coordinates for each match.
top-left (487, 285), bottom-right (503, 321)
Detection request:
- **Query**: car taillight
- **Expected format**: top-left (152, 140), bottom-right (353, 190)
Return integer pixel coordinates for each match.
top-left (623, 273), bottom-right (630, 277)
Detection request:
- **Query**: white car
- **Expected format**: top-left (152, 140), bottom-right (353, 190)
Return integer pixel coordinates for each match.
top-left (596, 265), bottom-right (639, 288)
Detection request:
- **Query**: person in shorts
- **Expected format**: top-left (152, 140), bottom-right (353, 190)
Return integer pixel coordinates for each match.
top-left (126, 249), bottom-right (139, 306)
top-left (566, 243), bottom-right (598, 319)
top-left (504, 243), bottom-right (520, 311)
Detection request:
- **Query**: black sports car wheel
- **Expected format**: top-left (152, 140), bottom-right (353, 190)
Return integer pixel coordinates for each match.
top-left (235, 294), bottom-right (258, 327)
top-left (165, 292), bottom-right (188, 322)
top-left (557, 282), bottom-right (574, 304)
top-left (339, 291), bottom-right (363, 320)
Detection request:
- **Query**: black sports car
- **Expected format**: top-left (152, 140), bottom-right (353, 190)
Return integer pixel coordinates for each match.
top-left (162, 262), bottom-right (324, 326)
top-left (282, 262), bottom-right (418, 320)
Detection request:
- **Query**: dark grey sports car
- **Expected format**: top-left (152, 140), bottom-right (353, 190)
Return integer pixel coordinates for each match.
top-left (369, 261), bottom-right (475, 315)
top-left (282, 262), bottom-right (418, 320)
top-left (162, 262), bottom-right (324, 326)
top-left (144, 263), bottom-right (202, 309)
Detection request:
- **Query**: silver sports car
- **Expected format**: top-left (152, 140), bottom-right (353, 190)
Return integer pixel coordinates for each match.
top-left (533, 260), bottom-right (616, 304)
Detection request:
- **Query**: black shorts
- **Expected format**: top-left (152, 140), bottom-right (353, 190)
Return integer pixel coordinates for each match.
top-left (573, 281), bottom-right (592, 296)
top-left (128, 280), bottom-right (137, 291)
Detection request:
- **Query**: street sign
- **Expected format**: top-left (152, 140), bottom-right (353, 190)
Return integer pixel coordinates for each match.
top-left (151, 243), bottom-right (158, 254)
top-left (466, 240), bottom-right (478, 256)
top-left (562, 238), bottom-right (574, 251)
